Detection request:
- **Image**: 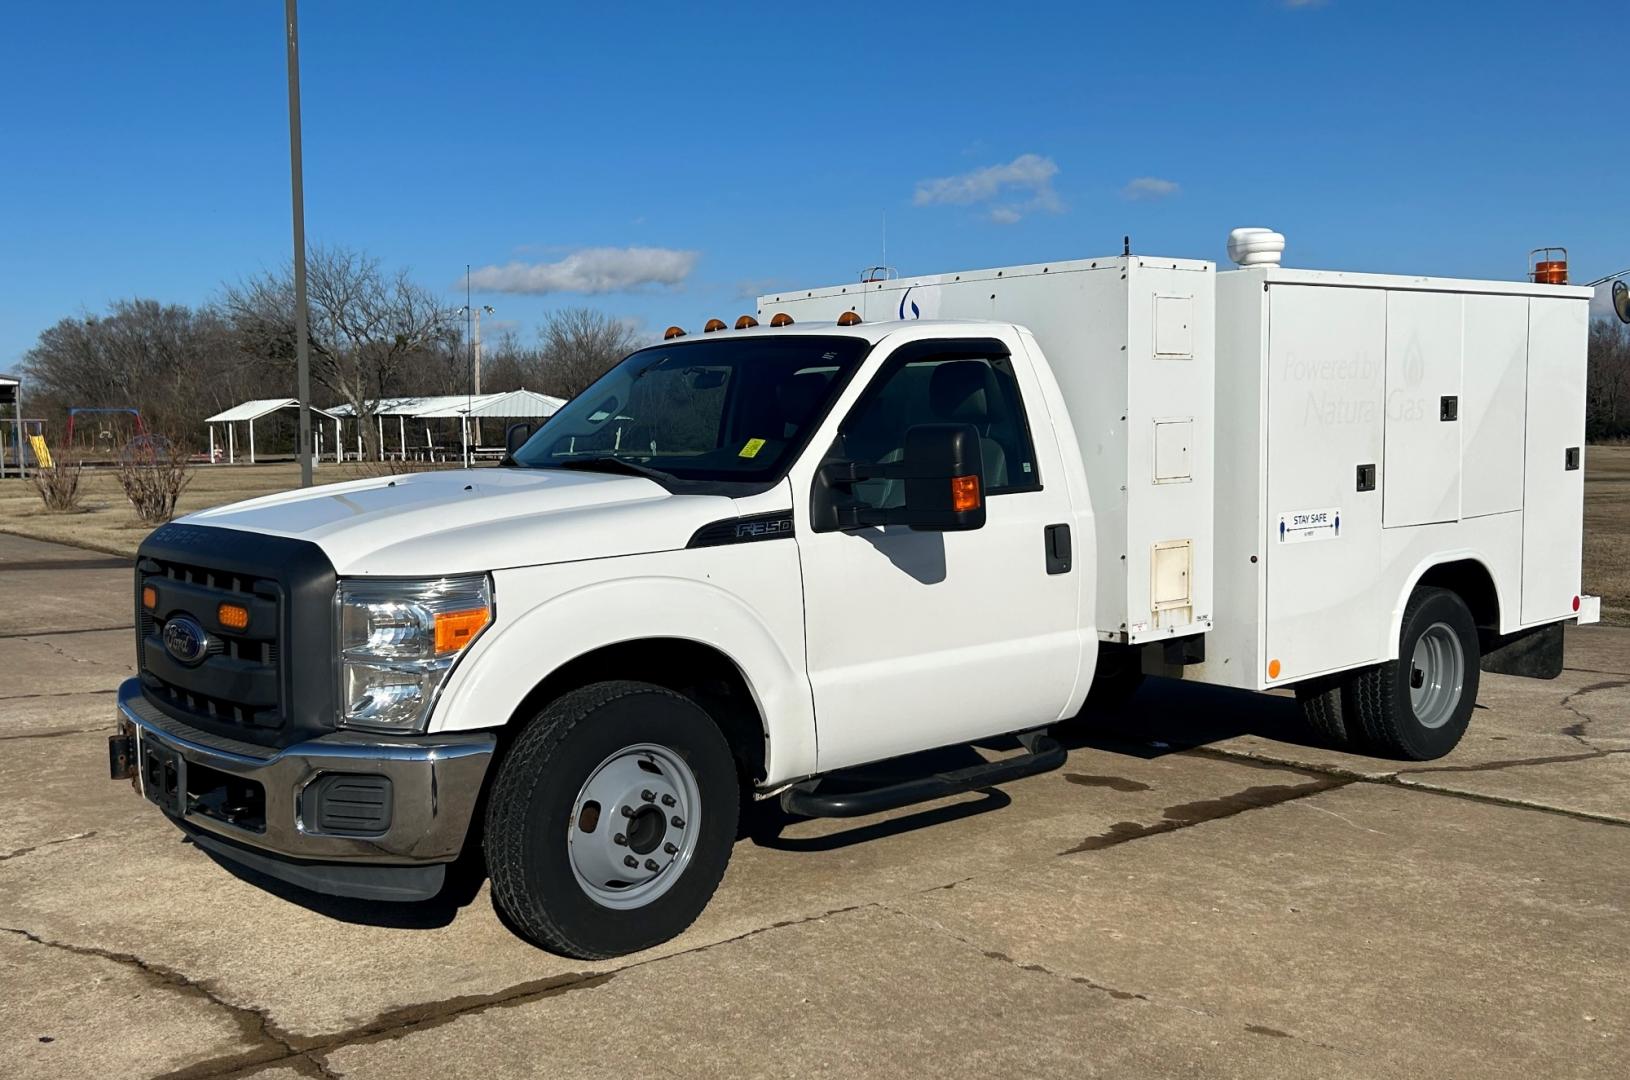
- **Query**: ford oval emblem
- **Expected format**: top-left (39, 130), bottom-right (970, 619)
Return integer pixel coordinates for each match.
top-left (162, 616), bottom-right (211, 667)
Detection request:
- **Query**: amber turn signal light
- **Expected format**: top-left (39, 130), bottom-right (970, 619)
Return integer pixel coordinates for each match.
top-left (218, 602), bottom-right (249, 631)
top-left (434, 608), bottom-right (490, 654)
top-left (950, 475), bottom-right (981, 513)
top-left (141, 585), bottom-right (157, 610)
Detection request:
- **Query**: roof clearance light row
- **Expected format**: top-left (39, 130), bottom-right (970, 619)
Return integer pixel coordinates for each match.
top-left (661, 310), bottom-right (863, 341)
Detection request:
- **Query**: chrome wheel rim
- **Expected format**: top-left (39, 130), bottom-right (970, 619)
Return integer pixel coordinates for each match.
top-left (1409, 622), bottom-right (1464, 730)
top-left (567, 743), bottom-right (700, 910)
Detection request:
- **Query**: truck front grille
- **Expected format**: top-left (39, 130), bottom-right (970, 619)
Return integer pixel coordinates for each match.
top-left (134, 523), bottom-right (338, 750)
top-left (138, 557), bottom-right (285, 729)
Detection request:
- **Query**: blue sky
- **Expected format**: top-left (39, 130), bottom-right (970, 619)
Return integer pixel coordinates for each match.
top-left (2, 1), bottom-right (1624, 372)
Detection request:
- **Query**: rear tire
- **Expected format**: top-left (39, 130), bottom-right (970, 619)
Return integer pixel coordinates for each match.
top-left (1293, 675), bottom-right (1363, 750)
top-left (485, 680), bottom-right (739, 959)
top-left (1346, 587), bottom-right (1480, 761)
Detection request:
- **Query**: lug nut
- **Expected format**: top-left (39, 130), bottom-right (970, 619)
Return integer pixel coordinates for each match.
top-left (644, 859), bottom-right (660, 871)
top-left (613, 833), bottom-right (628, 846)
top-left (664, 842), bottom-right (678, 855)
top-left (624, 855), bottom-right (638, 868)
top-left (620, 805), bottom-right (634, 818)
top-left (661, 793), bottom-right (676, 807)
top-left (641, 789), bottom-right (655, 802)
top-left (670, 815), bottom-right (684, 829)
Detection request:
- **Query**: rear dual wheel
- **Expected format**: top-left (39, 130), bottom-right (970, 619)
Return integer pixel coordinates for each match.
top-left (1295, 587), bottom-right (1480, 761)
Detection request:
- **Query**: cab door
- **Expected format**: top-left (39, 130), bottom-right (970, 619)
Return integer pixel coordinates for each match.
top-left (793, 332), bottom-right (1083, 772)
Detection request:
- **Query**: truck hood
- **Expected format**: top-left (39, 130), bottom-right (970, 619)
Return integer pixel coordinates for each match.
top-left (180, 467), bottom-right (740, 576)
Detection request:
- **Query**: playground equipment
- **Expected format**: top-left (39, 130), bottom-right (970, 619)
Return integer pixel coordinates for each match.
top-left (26, 422), bottom-right (53, 469)
top-left (64, 406), bottom-right (145, 449)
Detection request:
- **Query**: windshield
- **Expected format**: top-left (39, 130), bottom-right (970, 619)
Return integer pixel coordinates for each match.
top-left (512, 335), bottom-right (870, 487)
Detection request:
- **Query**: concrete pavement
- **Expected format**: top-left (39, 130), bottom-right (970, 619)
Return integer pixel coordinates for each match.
top-left (1, 532), bottom-right (1625, 1079)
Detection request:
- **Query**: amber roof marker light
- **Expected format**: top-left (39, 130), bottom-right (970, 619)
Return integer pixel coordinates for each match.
top-left (704, 318), bottom-right (728, 333)
top-left (663, 325), bottom-right (687, 340)
top-left (837, 310), bottom-right (863, 326)
top-left (1529, 247), bottom-right (1568, 285)
top-left (769, 312), bottom-right (795, 327)
top-left (735, 315), bottom-right (759, 330)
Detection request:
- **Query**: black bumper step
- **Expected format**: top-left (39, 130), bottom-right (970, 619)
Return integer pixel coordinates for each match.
top-left (780, 731), bottom-right (1066, 819)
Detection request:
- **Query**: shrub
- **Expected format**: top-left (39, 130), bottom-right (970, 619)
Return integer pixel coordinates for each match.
top-left (118, 437), bottom-right (192, 524)
top-left (31, 455), bottom-right (85, 512)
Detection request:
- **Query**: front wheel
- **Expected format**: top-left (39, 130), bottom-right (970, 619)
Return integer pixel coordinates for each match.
top-left (484, 680), bottom-right (739, 959)
top-left (1345, 587), bottom-right (1480, 761)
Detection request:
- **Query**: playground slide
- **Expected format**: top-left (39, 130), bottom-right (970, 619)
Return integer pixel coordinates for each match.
top-left (27, 434), bottom-right (53, 469)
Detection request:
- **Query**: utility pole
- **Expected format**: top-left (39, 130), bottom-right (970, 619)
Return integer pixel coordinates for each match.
top-left (285, 0), bottom-right (313, 487)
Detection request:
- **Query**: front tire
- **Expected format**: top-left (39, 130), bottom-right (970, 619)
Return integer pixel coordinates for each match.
top-left (484, 680), bottom-right (739, 959)
top-left (1346, 587), bottom-right (1480, 761)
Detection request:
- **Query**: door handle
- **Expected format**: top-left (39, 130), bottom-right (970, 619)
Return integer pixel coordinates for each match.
top-left (1044, 524), bottom-right (1072, 575)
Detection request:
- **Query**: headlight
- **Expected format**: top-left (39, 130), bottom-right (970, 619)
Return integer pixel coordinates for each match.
top-left (337, 575), bottom-right (492, 733)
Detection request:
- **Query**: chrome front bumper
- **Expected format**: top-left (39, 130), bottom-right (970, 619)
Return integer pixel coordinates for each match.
top-left (113, 679), bottom-right (495, 900)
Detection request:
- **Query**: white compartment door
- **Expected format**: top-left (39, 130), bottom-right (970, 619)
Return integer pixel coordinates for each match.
top-left (1382, 290), bottom-right (1464, 528)
top-left (1520, 296), bottom-right (1587, 623)
top-left (1460, 293), bottom-right (1529, 518)
top-left (1264, 285), bottom-right (1387, 684)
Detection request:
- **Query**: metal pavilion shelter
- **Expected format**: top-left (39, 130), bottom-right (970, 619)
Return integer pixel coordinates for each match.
top-left (204, 399), bottom-right (343, 464)
top-left (414, 389), bottom-right (567, 464)
top-left (327, 395), bottom-right (504, 461)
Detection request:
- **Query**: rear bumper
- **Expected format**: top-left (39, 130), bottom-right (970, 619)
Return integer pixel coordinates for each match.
top-left (113, 678), bottom-right (495, 901)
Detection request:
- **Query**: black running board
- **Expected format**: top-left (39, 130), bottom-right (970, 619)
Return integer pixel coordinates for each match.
top-left (779, 731), bottom-right (1066, 819)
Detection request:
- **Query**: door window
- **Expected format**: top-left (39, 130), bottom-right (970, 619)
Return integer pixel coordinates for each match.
top-left (832, 347), bottom-right (1040, 510)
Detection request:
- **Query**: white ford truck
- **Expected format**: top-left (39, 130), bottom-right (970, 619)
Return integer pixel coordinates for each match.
top-left (111, 233), bottom-right (1599, 958)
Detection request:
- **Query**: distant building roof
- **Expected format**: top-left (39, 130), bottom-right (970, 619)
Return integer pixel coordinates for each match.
top-left (415, 389), bottom-right (566, 419)
top-left (205, 398), bottom-right (342, 424)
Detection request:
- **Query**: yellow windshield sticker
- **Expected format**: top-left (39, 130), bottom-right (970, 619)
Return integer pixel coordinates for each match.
top-left (739, 438), bottom-right (767, 459)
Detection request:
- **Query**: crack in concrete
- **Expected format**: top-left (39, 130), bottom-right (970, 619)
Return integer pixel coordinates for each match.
top-left (0, 830), bottom-right (98, 862)
top-left (1058, 776), bottom-right (1353, 856)
top-left (882, 901), bottom-right (1361, 1057)
top-left (0, 624), bottom-right (133, 639)
top-left (14, 635), bottom-right (114, 667)
top-left (1, 924), bottom-right (298, 1079)
top-left (1555, 679), bottom-right (1629, 749)
top-left (1189, 745), bottom-right (1630, 829)
top-left (0, 724), bottom-right (111, 741)
top-left (6, 901), bottom-right (867, 1080)
top-left (0, 688), bottom-right (116, 703)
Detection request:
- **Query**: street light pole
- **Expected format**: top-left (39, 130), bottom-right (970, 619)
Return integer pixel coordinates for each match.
top-left (285, 0), bottom-right (313, 487)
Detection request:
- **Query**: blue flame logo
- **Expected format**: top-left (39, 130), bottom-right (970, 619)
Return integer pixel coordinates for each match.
top-left (899, 286), bottom-right (920, 320)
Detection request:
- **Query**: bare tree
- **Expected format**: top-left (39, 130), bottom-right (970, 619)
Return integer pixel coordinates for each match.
top-left (1588, 317), bottom-right (1630, 441)
top-left (537, 308), bottom-right (641, 399)
top-left (21, 300), bottom-right (262, 446)
top-left (223, 246), bottom-right (456, 460)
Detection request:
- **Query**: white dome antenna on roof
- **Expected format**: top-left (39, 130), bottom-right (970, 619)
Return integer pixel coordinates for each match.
top-left (1227, 228), bottom-right (1286, 268)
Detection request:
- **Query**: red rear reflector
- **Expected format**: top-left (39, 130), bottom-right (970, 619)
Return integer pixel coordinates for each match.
top-left (1573, 596), bottom-right (1581, 612)
top-left (950, 475), bottom-right (981, 512)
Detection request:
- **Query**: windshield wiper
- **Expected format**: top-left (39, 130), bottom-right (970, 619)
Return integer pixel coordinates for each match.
top-left (547, 455), bottom-right (676, 484)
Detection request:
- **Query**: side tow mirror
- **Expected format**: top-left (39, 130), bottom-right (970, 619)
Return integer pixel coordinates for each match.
top-left (501, 422), bottom-right (535, 466)
top-left (814, 422), bottom-right (986, 532)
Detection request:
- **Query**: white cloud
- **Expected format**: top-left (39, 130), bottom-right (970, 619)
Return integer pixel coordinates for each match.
top-left (1121, 176), bottom-right (1181, 200)
top-left (913, 153), bottom-right (1063, 223)
top-left (466, 246), bottom-right (698, 296)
